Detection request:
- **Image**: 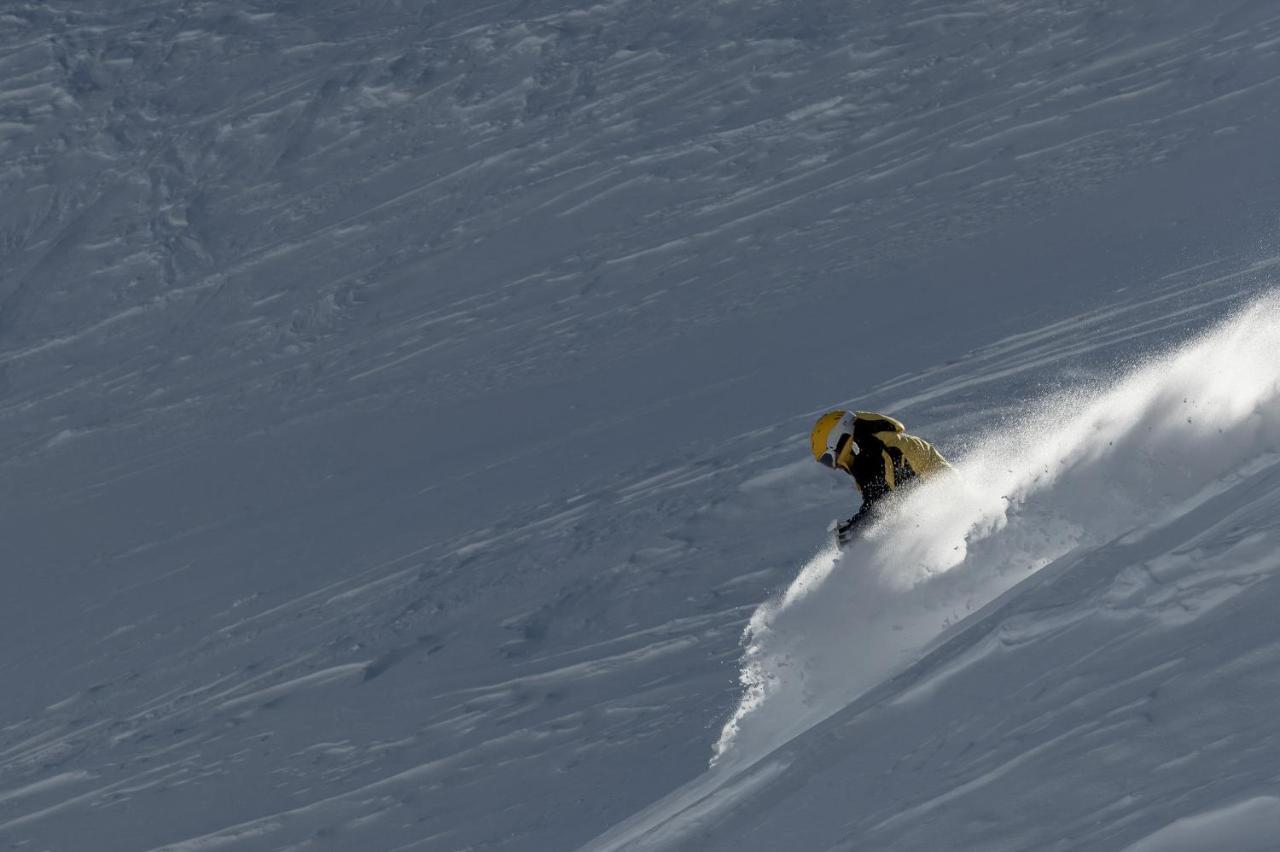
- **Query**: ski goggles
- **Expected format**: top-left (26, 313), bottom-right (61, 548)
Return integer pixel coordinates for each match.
top-left (818, 432), bottom-right (854, 468)
top-left (818, 410), bottom-right (860, 469)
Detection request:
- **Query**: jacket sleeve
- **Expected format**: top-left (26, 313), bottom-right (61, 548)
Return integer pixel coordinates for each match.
top-left (880, 432), bottom-right (950, 477)
top-left (881, 450), bottom-right (896, 489)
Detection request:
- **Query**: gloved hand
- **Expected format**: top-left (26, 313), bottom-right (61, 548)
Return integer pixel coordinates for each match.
top-left (835, 515), bottom-right (860, 547)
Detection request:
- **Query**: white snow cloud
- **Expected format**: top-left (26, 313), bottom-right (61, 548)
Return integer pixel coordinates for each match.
top-left (714, 292), bottom-right (1280, 767)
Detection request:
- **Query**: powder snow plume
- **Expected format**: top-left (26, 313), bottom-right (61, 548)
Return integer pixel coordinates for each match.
top-left (713, 292), bottom-right (1280, 767)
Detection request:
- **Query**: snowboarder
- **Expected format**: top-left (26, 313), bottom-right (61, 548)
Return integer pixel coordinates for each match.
top-left (809, 410), bottom-right (950, 545)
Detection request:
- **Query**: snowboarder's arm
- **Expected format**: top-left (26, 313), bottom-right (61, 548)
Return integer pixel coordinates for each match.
top-left (836, 503), bottom-right (875, 546)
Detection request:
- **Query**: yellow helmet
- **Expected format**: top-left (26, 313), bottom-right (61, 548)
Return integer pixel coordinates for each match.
top-left (810, 410), bottom-right (858, 470)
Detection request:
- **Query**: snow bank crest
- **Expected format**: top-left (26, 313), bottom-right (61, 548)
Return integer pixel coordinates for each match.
top-left (713, 293), bottom-right (1280, 767)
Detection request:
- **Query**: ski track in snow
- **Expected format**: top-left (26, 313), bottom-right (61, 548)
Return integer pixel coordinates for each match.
top-left (2, 0), bottom-right (1280, 458)
top-left (586, 295), bottom-right (1280, 852)
top-left (2, 1), bottom-right (1280, 850)
top-left (714, 294), bottom-right (1280, 767)
top-left (1123, 797), bottom-right (1280, 852)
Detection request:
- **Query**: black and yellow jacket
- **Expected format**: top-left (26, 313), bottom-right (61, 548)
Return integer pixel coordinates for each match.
top-left (838, 412), bottom-right (950, 507)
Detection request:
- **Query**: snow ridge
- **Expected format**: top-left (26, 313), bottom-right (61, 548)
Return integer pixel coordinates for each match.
top-left (714, 292), bottom-right (1280, 768)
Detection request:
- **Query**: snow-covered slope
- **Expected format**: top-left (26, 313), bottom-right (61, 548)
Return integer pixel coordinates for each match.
top-left (2, 2), bottom-right (1279, 851)
top-left (714, 294), bottom-right (1280, 767)
top-left (589, 292), bottom-right (1280, 851)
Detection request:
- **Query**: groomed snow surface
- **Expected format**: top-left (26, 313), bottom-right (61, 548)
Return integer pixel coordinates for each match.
top-left (3, 2), bottom-right (1280, 851)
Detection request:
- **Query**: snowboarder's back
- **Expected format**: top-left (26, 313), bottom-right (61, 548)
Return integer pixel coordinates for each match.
top-left (810, 410), bottom-right (949, 543)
